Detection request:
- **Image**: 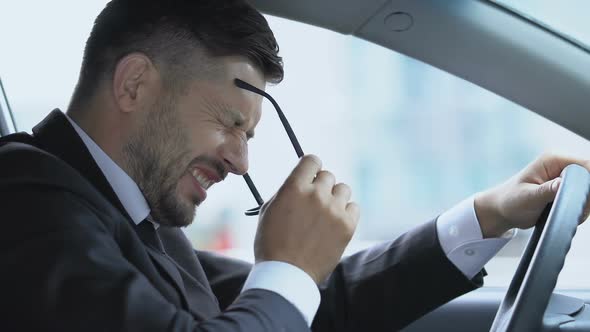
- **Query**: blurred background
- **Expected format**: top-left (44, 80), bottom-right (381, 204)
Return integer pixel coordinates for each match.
top-left (1, 0), bottom-right (589, 288)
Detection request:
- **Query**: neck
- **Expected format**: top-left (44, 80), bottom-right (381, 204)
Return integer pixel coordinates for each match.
top-left (66, 103), bottom-right (131, 172)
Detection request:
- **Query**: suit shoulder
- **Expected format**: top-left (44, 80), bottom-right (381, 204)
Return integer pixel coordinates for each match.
top-left (0, 141), bottom-right (78, 181)
top-left (0, 141), bottom-right (105, 213)
top-left (0, 141), bottom-right (125, 235)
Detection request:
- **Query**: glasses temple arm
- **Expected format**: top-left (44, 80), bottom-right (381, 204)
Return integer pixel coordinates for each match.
top-left (235, 79), bottom-right (304, 158)
top-left (243, 173), bottom-right (264, 206)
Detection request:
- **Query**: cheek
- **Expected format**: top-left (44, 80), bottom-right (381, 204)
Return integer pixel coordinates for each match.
top-left (187, 124), bottom-right (228, 153)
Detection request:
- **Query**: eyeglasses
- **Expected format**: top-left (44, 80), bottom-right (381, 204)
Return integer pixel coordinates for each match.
top-left (234, 78), bottom-right (304, 216)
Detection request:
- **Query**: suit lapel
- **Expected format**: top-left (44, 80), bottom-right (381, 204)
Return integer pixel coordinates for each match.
top-left (143, 245), bottom-right (191, 307)
top-left (31, 109), bottom-right (195, 310)
top-left (159, 227), bottom-right (221, 315)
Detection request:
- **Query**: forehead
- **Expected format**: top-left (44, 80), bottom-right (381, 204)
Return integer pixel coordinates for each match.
top-left (217, 56), bottom-right (267, 90)
top-left (176, 56), bottom-right (266, 127)
top-left (201, 56), bottom-right (265, 118)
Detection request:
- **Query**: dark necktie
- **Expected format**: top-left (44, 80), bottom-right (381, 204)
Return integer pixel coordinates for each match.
top-left (135, 217), bottom-right (165, 253)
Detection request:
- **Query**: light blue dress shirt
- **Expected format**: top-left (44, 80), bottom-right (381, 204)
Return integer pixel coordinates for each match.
top-left (64, 112), bottom-right (512, 326)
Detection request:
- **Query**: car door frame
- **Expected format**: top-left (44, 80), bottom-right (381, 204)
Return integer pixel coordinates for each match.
top-left (250, 0), bottom-right (590, 142)
top-left (0, 78), bottom-right (17, 136)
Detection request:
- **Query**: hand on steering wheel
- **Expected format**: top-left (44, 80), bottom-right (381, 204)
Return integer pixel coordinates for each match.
top-left (490, 164), bottom-right (590, 331)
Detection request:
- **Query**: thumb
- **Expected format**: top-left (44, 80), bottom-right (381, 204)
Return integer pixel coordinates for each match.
top-left (535, 177), bottom-right (562, 203)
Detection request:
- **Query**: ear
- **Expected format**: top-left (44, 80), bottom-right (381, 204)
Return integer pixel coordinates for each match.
top-left (112, 53), bottom-right (158, 113)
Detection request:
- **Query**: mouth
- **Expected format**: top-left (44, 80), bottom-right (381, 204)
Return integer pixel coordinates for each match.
top-left (184, 166), bottom-right (223, 204)
top-left (190, 167), bottom-right (219, 190)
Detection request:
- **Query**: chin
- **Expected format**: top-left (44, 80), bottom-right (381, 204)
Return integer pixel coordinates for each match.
top-left (155, 193), bottom-right (197, 228)
top-left (183, 209), bottom-right (197, 227)
top-left (177, 198), bottom-right (197, 227)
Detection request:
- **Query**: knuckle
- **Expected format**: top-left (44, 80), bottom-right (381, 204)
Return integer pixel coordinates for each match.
top-left (282, 181), bottom-right (306, 198)
top-left (540, 152), bottom-right (558, 162)
top-left (348, 202), bottom-right (360, 219)
top-left (335, 182), bottom-right (348, 190)
top-left (537, 152), bottom-right (551, 163)
top-left (328, 174), bottom-right (336, 184)
top-left (304, 154), bottom-right (322, 168)
top-left (341, 184), bottom-right (352, 195)
top-left (319, 170), bottom-right (335, 181)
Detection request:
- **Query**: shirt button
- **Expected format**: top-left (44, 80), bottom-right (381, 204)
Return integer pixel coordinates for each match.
top-left (465, 249), bottom-right (475, 256)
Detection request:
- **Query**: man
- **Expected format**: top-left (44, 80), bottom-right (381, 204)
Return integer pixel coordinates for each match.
top-left (0, 0), bottom-right (588, 331)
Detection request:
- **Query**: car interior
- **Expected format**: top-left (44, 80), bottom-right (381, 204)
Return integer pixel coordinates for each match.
top-left (1, 0), bottom-right (590, 331)
top-left (244, 1), bottom-right (590, 330)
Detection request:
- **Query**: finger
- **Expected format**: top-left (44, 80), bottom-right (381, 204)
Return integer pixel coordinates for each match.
top-left (332, 183), bottom-right (352, 204)
top-left (313, 170), bottom-right (336, 190)
top-left (535, 153), bottom-right (590, 180)
top-left (285, 154), bottom-right (322, 186)
top-left (534, 177), bottom-right (562, 203)
top-left (345, 201), bottom-right (360, 225)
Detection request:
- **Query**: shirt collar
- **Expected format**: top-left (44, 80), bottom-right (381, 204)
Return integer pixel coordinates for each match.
top-left (64, 113), bottom-right (153, 226)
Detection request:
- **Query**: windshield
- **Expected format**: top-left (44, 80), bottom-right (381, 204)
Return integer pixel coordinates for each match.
top-left (493, 0), bottom-right (590, 50)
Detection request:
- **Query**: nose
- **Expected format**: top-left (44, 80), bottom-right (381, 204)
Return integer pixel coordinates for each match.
top-left (220, 137), bottom-right (249, 175)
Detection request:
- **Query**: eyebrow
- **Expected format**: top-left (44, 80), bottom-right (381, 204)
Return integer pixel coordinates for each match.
top-left (221, 107), bottom-right (255, 139)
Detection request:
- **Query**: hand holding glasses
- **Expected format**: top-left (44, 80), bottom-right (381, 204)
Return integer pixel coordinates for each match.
top-left (233, 78), bottom-right (304, 216)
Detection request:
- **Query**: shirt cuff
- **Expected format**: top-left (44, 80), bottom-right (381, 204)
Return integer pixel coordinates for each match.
top-left (437, 196), bottom-right (516, 279)
top-left (241, 261), bottom-right (320, 326)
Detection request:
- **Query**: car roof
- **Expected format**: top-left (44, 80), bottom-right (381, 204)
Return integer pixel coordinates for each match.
top-left (251, 0), bottom-right (590, 140)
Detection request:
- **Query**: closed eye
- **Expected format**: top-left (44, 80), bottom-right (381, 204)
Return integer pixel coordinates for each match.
top-left (204, 99), bottom-right (255, 141)
top-left (232, 119), bottom-right (254, 141)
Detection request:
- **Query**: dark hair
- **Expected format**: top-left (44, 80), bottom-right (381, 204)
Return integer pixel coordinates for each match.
top-left (70, 0), bottom-right (283, 106)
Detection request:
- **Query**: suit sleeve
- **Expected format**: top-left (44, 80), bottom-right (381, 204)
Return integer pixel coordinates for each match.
top-left (311, 220), bottom-right (484, 332)
top-left (199, 220), bottom-right (484, 332)
top-left (0, 187), bottom-right (308, 332)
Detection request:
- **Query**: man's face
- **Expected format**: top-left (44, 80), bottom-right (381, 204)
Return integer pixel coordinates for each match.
top-left (123, 57), bottom-right (264, 227)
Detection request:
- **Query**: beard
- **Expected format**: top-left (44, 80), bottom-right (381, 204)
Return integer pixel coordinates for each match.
top-left (122, 95), bottom-right (196, 227)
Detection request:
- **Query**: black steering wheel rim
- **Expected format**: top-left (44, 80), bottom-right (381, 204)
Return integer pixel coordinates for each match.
top-left (489, 164), bottom-right (590, 331)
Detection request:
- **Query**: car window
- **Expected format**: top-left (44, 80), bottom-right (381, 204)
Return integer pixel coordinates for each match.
top-left (1, 2), bottom-right (589, 289)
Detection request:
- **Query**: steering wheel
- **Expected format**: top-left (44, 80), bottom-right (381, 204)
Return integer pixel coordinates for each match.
top-left (489, 164), bottom-right (590, 331)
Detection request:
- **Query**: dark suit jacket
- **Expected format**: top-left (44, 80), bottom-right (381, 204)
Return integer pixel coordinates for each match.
top-left (0, 110), bottom-right (483, 331)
